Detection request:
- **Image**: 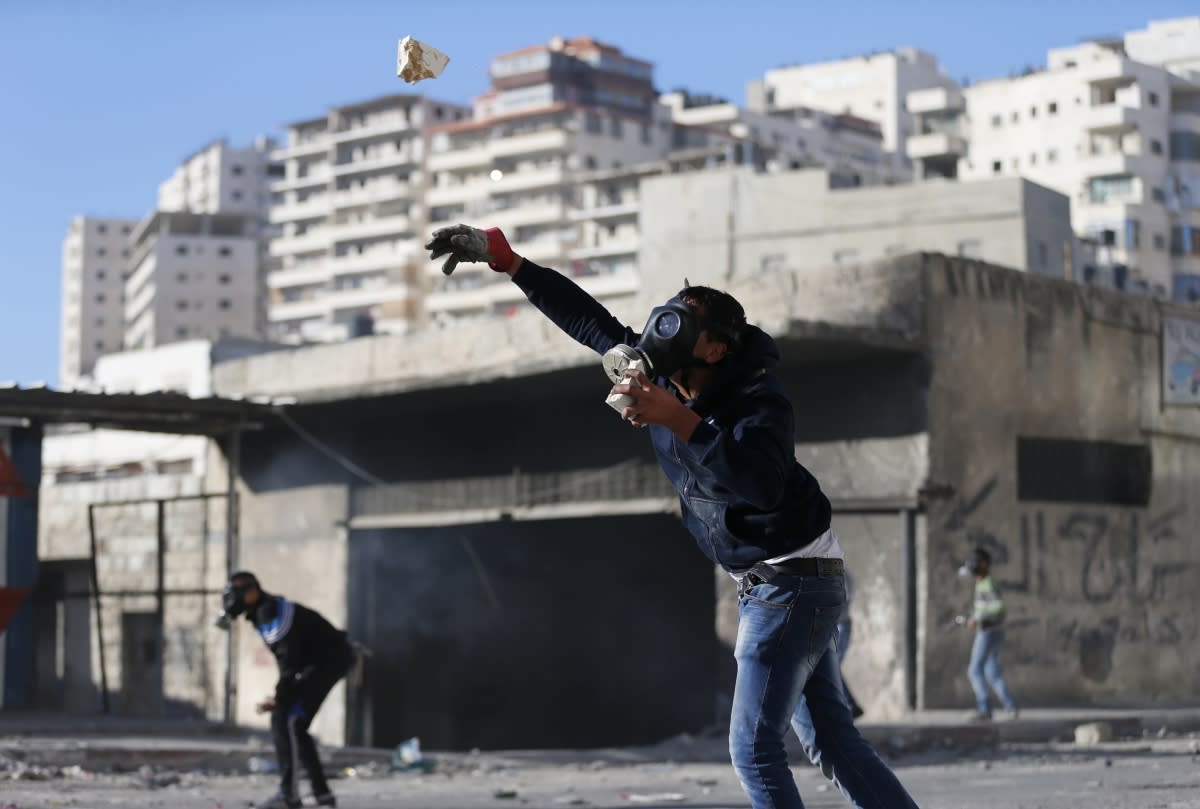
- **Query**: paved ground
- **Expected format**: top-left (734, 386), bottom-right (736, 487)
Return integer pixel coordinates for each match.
top-left (3, 737), bottom-right (1200, 809)
top-left (3, 709), bottom-right (1199, 809)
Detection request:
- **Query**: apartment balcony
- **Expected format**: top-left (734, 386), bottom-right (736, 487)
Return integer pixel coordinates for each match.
top-left (486, 202), bottom-right (566, 231)
top-left (568, 201), bottom-right (640, 221)
top-left (489, 129), bottom-right (570, 159)
top-left (269, 228), bottom-right (331, 257)
top-left (578, 269), bottom-right (641, 299)
top-left (269, 297), bottom-right (330, 322)
top-left (332, 117), bottom-right (417, 144)
top-left (489, 166), bottom-right (568, 194)
top-left (568, 239), bottom-right (640, 260)
top-left (330, 247), bottom-right (413, 275)
top-left (906, 86), bottom-right (965, 115)
top-left (1171, 112), bottom-right (1200, 134)
top-left (323, 282), bottom-right (416, 314)
top-left (1085, 104), bottom-right (1139, 132)
top-left (332, 151), bottom-right (419, 177)
top-left (328, 213), bottom-right (411, 243)
top-left (269, 168), bottom-right (332, 193)
top-left (331, 179), bottom-right (413, 209)
top-left (517, 237), bottom-right (571, 265)
top-left (268, 264), bottom-right (333, 289)
top-left (269, 196), bottom-right (331, 224)
top-left (427, 147), bottom-right (491, 172)
top-left (424, 277), bottom-right (523, 313)
top-left (273, 139), bottom-right (330, 161)
top-left (426, 182), bottom-right (490, 207)
top-left (906, 132), bottom-right (967, 160)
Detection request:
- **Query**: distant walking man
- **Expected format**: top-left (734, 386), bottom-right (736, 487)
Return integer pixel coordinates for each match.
top-left (961, 549), bottom-right (1019, 720)
top-left (216, 572), bottom-right (355, 809)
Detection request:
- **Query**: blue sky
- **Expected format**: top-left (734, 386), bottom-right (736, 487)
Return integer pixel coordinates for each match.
top-left (1, 0), bottom-right (1196, 385)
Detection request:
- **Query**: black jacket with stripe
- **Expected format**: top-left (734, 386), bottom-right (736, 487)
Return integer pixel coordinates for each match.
top-left (246, 593), bottom-right (353, 706)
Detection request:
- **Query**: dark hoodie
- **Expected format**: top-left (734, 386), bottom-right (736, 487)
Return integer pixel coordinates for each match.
top-left (513, 260), bottom-right (832, 571)
top-left (246, 593), bottom-right (354, 707)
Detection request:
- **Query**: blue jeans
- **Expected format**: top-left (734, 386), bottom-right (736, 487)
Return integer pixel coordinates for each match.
top-left (730, 571), bottom-right (920, 809)
top-left (968, 628), bottom-right (1017, 716)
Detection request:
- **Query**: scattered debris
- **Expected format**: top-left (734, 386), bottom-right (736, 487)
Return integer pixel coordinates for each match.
top-left (396, 36), bottom-right (450, 84)
top-left (247, 756), bottom-right (277, 774)
top-left (1074, 722), bottom-right (1114, 746)
top-left (391, 737), bottom-right (433, 773)
top-left (494, 788), bottom-right (519, 799)
top-left (624, 793), bottom-right (686, 803)
top-left (136, 765), bottom-right (181, 789)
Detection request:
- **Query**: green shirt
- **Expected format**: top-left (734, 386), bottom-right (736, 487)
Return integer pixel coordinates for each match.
top-left (973, 575), bottom-right (1006, 629)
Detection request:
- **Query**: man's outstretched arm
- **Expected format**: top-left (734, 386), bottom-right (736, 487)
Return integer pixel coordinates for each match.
top-left (426, 224), bottom-right (633, 355)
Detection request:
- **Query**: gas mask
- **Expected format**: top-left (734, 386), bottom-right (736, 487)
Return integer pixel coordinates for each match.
top-left (213, 581), bottom-right (250, 631)
top-left (603, 297), bottom-right (708, 414)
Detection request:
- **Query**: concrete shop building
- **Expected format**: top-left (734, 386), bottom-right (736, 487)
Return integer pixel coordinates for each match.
top-left (746, 47), bottom-right (958, 174)
top-left (267, 94), bottom-right (471, 344)
top-left (906, 17), bottom-right (1200, 299)
top-left (636, 167), bottom-right (1076, 287)
top-left (123, 212), bottom-right (261, 350)
top-left (59, 216), bottom-right (139, 386)
top-left (207, 249), bottom-right (1200, 750)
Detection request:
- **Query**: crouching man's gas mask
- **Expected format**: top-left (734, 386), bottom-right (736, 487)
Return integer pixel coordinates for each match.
top-left (213, 579), bottom-right (252, 631)
top-left (603, 295), bottom-right (709, 414)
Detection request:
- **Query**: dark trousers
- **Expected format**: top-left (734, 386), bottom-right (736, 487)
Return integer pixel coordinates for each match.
top-left (271, 661), bottom-right (349, 799)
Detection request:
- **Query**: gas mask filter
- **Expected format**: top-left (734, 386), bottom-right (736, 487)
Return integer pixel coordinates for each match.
top-left (602, 297), bottom-right (704, 415)
top-left (213, 581), bottom-right (250, 631)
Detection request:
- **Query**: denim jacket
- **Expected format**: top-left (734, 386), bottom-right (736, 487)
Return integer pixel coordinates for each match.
top-left (513, 260), bottom-right (832, 571)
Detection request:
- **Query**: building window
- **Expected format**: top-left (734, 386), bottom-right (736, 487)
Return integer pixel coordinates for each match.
top-left (219, 245), bottom-right (232, 257)
top-left (96, 270), bottom-right (106, 281)
top-left (219, 299), bottom-right (232, 310)
top-left (176, 300), bottom-right (188, 311)
top-left (1150, 139), bottom-right (1163, 156)
top-left (641, 124), bottom-right (651, 145)
top-left (1153, 187), bottom-right (1166, 203)
top-left (97, 224), bottom-right (107, 234)
top-left (1037, 241), bottom-right (1048, 268)
top-left (95, 340), bottom-right (104, 350)
top-left (95, 293), bottom-right (106, 303)
top-left (992, 160), bottom-right (1002, 174)
top-left (1011, 111), bottom-right (1019, 123)
top-left (177, 272), bottom-right (188, 283)
top-left (1047, 149), bottom-right (1058, 163)
top-left (1089, 174), bottom-right (1136, 204)
top-left (585, 113), bottom-right (603, 134)
top-left (1048, 102), bottom-right (1058, 114)
top-left (585, 156), bottom-right (597, 170)
top-left (1170, 131), bottom-right (1200, 161)
top-left (1030, 106), bottom-right (1037, 118)
top-left (957, 239), bottom-right (983, 258)
top-left (176, 326), bottom-right (187, 338)
top-left (1011, 157), bottom-right (1019, 170)
top-left (232, 164), bottom-right (244, 175)
top-left (219, 273), bottom-right (232, 284)
top-left (176, 244), bottom-right (188, 256)
top-left (1154, 233), bottom-right (1166, 251)
top-left (96, 247), bottom-right (107, 257)
top-left (990, 114), bottom-right (1002, 128)
top-left (1126, 218), bottom-right (1141, 250)
top-left (232, 189), bottom-right (243, 200)
top-left (1029, 153), bottom-right (1037, 166)
top-left (121, 225), bottom-right (131, 235)
top-left (833, 249), bottom-right (859, 268)
top-left (1148, 91), bottom-right (1159, 107)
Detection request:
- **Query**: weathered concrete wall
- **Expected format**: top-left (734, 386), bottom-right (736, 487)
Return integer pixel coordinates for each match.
top-left (37, 473), bottom-right (228, 718)
top-left (234, 484), bottom-right (349, 746)
top-left (919, 254), bottom-right (1200, 707)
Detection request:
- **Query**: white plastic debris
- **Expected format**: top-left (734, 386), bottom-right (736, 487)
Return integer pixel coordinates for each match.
top-left (396, 36), bottom-right (450, 84)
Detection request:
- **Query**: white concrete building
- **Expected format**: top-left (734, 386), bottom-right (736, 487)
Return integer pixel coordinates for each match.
top-left (124, 212), bottom-right (260, 351)
top-left (906, 18), bottom-right (1200, 299)
top-left (59, 216), bottom-right (139, 386)
top-left (423, 37), bottom-right (670, 323)
top-left (267, 94), bottom-right (471, 344)
top-left (747, 48), bottom-right (957, 174)
top-left (638, 167), bottom-right (1076, 304)
top-left (158, 137), bottom-right (279, 216)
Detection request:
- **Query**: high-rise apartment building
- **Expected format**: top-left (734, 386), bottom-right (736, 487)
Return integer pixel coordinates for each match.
top-left (157, 137), bottom-right (279, 216)
top-left (746, 48), bottom-right (957, 174)
top-left (59, 216), bottom-right (139, 386)
top-left (906, 17), bottom-right (1200, 298)
top-left (124, 212), bottom-right (260, 350)
top-left (422, 37), bottom-right (670, 324)
top-left (267, 94), bottom-right (470, 343)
